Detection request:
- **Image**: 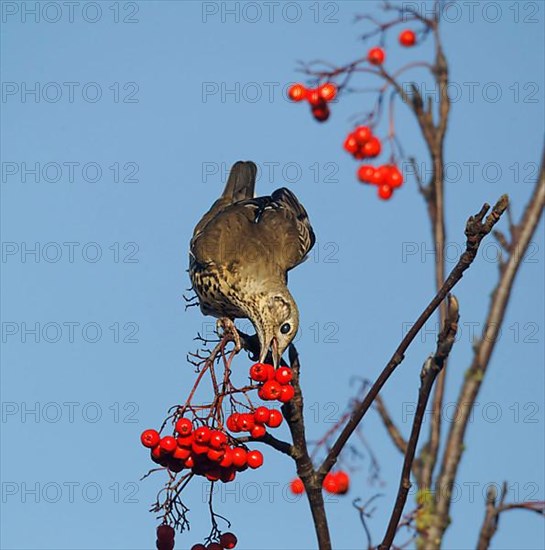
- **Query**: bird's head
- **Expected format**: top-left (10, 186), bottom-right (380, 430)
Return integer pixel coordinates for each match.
top-left (252, 290), bottom-right (299, 368)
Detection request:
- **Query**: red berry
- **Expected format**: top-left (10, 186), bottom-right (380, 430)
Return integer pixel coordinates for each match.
top-left (357, 165), bottom-right (375, 183)
top-left (236, 413), bottom-right (255, 432)
top-left (367, 46), bottom-right (385, 65)
top-left (151, 453), bottom-right (168, 467)
top-left (207, 543), bottom-right (223, 550)
top-left (219, 447), bottom-right (234, 468)
top-left (191, 545), bottom-right (207, 550)
top-left (335, 471), bottom-right (350, 494)
top-left (266, 364), bottom-right (276, 380)
top-left (362, 136), bottom-right (381, 158)
top-left (311, 104), bottom-right (330, 122)
top-left (307, 89), bottom-right (324, 107)
top-left (231, 447), bottom-right (247, 468)
top-left (151, 444), bottom-right (163, 461)
top-left (184, 455), bottom-right (195, 468)
top-left (206, 467), bottom-right (222, 482)
top-left (290, 478), bottom-right (305, 494)
top-left (354, 126), bottom-right (372, 144)
top-left (226, 413), bottom-right (241, 432)
top-left (354, 147), bottom-right (368, 160)
top-left (194, 426), bottom-right (211, 444)
top-left (173, 446), bottom-right (191, 460)
top-left (266, 409), bottom-right (283, 428)
top-left (192, 441), bottom-right (210, 455)
top-left (209, 430), bottom-right (228, 449)
top-left (378, 184), bottom-right (393, 200)
top-left (177, 434), bottom-right (193, 448)
top-left (253, 406), bottom-right (271, 425)
top-left (288, 83), bottom-right (306, 102)
top-left (159, 436), bottom-right (177, 454)
top-left (207, 448), bottom-right (225, 462)
top-left (175, 417), bottom-right (193, 436)
top-left (386, 165), bottom-right (403, 188)
top-left (157, 538), bottom-right (175, 550)
top-left (219, 532), bottom-right (238, 549)
top-left (275, 366), bottom-right (293, 385)
top-left (220, 466), bottom-right (236, 483)
top-left (141, 429), bottom-right (160, 448)
top-left (250, 363), bottom-right (271, 382)
top-left (279, 384), bottom-right (295, 403)
top-left (343, 135), bottom-right (359, 154)
top-left (260, 380), bottom-right (282, 401)
top-left (399, 29), bottom-right (416, 47)
top-left (167, 458), bottom-right (185, 473)
top-left (157, 524), bottom-right (175, 541)
top-left (318, 82), bottom-right (337, 102)
top-left (246, 450), bottom-right (264, 469)
top-left (323, 473), bottom-right (339, 493)
top-left (251, 424), bottom-right (267, 438)
top-left (376, 164), bottom-right (391, 182)
top-left (369, 168), bottom-right (384, 185)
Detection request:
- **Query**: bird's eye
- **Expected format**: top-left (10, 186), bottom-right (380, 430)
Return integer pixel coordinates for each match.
top-left (280, 323), bottom-right (291, 334)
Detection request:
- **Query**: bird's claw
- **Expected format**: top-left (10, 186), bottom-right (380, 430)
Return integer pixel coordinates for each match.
top-left (216, 318), bottom-right (242, 352)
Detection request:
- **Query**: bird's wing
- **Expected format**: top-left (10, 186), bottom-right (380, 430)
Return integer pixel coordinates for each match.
top-left (192, 161), bottom-right (257, 242)
top-left (191, 186), bottom-right (315, 279)
top-left (251, 187), bottom-right (316, 273)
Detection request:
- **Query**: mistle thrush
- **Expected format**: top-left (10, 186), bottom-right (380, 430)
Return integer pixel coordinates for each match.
top-left (189, 161), bottom-right (315, 366)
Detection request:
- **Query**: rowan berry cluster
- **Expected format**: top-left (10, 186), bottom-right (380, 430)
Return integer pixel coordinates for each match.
top-left (322, 471), bottom-right (350, 495)
top-left (287, 82), bottom-right (337, 122)
top-left (357, 163), bottom-right (404, 200)
top-left (141, 416), bottom-right (264, 484)
top-left (366, 29), bottom-right (417, 66)
top-left (343, 126), bottom-right (381, 160)
top-left (226, 405), bottom-right (283, 438)
top-left (343, 126), bottom-right (404, 199)
top-left (287, 28), bottom-right (420, 200)
top-left (250, 363), bottom-right (295, 403)
top-left (141, 352), bottom-right (296, 548)
top-left (289, 470), bottom-right (351, 496)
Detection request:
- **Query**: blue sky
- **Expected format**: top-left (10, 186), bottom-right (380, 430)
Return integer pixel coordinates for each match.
top-left (1, 1), bottom-right (544, 549)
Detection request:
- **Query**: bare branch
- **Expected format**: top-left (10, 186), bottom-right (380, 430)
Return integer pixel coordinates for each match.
top-left (477, 482), bottom-right (545, 550)
top-left (428, 148), bottom-right (545, 546)
top-left (374, 395), bottom-right (408, 455)
top-left (379, 295), bottom-right (460, 549)
top-left (319, 196), bottom-right (509, 478)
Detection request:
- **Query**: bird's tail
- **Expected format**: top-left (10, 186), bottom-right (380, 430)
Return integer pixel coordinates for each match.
top-left (221, 161), bottom-right (257, 204)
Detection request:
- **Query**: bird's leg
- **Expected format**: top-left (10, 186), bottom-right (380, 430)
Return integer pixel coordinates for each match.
top-left (215, 317), bottom-right (241, 352)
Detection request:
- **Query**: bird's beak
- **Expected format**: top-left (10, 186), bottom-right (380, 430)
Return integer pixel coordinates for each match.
top-left (271, 337), bottom-right (280, 369)
top-left (258, 336), bottom-right (281, 369)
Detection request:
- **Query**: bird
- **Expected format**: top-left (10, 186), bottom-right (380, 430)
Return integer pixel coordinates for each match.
top-left (189, 161), bottom-right (315, 367)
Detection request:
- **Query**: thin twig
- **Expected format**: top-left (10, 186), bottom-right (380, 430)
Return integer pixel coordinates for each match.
top-left (379, 295), bottom-right (460, 549)
top-left (319, 196), bottom-right (509, 478)
top-left (428, 150), bottom-right (545, 546)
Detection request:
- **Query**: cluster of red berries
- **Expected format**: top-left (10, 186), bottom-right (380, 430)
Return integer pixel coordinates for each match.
top-left (250, 363), bottom-right (295, 403)
top-left (190, 532), bottom-right (238, 550)
top-left (289, 471), bottom-right (350, 496)
top-left (357, 163), bottom-right (404, 200)
top-left (323, 471), bottom-right (350, 494)
top-left (288, 82), bottom-right (337, 122)
top-left (343, 126), bottom-right (381, 160)
top-left (141, 419), bottom-right (264, 483)
top-left (156, 525), bottom-right (176, 550)
top-left (343, 126), bottom-right (404, 200)
top-left (226, 406), bottom-right (283, 439)
top-left (366, 30), bottom-right (417, 66)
